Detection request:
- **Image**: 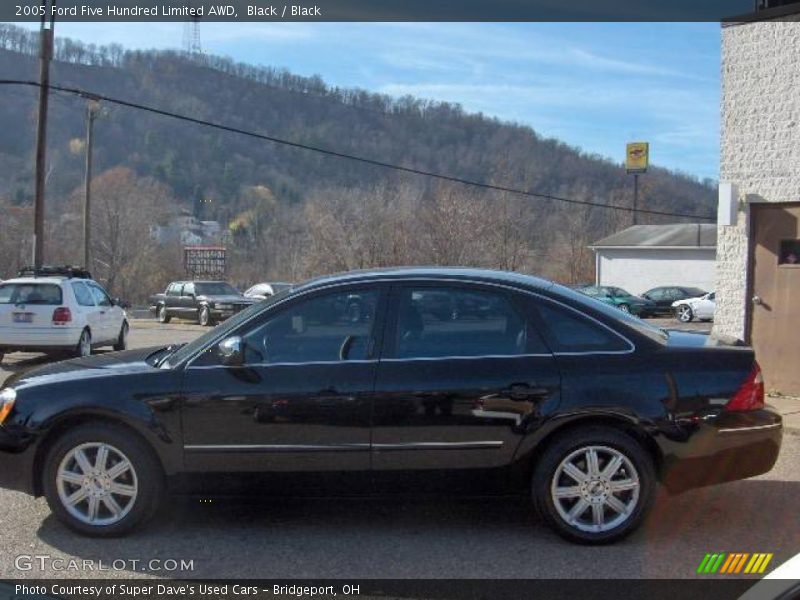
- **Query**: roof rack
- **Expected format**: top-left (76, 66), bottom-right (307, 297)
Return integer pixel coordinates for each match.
top-left (16, 265), bottom-right (92, 279)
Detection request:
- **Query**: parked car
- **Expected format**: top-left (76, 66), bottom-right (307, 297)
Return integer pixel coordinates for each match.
top-left (0, 268), bottom-right (780, 543)
top-left (149, 281), bottom-right (258, 326)
top-left (641, 286), bottom-right (708, 317)
top-left (0, 266), bottom-right (128, 364)
top-left (576, 285), bottom-right (656, 317)
top-left (243, 282), bottom-right (294, 300)
top-left (672, 291), bottom-right (716, 323)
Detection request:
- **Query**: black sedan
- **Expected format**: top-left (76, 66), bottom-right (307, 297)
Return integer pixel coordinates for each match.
top-left (641, 286), bottom-right (709, 317)
top-left (0, 268), bottom-right (782, 544)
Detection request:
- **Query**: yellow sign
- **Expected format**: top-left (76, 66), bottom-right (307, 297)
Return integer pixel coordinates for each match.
top-left (626, 142), bottom-right (649, 173)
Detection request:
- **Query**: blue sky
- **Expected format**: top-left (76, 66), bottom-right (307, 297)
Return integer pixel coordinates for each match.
top-left (15, 22), bottom-right (722, 180)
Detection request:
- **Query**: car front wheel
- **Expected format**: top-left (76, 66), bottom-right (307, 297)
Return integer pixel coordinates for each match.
top-left (198, 306), bottom-right (213, 327)
top-left (618, 304), bottom-right (630, 313)
top-left (676, 305), bottom-right (694, 323)
top-left (42, 423), bottom-right (164, 537)
top-left (157, 305), bottom-right (171, 324)
top-left (113, 322), bottom-right (128, 351)
top-left (532, 426), bottom-right (655, 544)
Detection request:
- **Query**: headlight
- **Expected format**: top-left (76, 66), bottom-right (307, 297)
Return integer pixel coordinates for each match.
top-left (0, 387), bottom-right (16, 424)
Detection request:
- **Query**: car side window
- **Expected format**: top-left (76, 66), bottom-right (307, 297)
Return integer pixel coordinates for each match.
top-left (167, 283), bottom-right (182, 296)
top-left (393, 287), bottom-right (547, 359)
top-left (71, 282), bottom-right (95, 307)
top-left (88, 283), bottom-right (113, 307)
top-left (183, 283), bottom-right (195, 297)
top-left (708, 293), bottom-right (715, 301)
top-left (647, 289), bottom-right (665, 301)
top-left (241, 290), bottom-right (379, 364)
top-left (533, 301), bottom-right (630, 353)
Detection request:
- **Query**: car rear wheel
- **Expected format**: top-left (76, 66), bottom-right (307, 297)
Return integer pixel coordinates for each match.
top-left (113, 322), bottom-right (128, 351)
top-left (74, 329), bottom-right (92, 358)
top-left (532, 426), bottom-right (655, 544)
top-left (676, 305), bottom-right (694, 323)
top-left (42, 423), bottom-right (164, 537)
top-left (157, 305), bottom-right (171, 324)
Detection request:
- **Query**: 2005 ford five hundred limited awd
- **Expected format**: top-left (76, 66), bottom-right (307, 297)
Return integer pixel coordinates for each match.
top-left (0, 268), bottom-right (782, 543)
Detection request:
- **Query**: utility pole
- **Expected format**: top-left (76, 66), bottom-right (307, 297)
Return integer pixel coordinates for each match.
top-left (32, 0), bottom-right (56, 267)
top-left (632, 173), bottom-right (639, 226)
top-left (82, 98), bottom-right (100, 269)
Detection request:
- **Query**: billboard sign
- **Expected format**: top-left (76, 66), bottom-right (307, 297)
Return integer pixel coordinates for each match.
top-left (626, 142), bottom-right (649, 173)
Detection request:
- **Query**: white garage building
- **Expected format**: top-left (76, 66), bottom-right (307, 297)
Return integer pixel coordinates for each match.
top-left (589, 224), bottom-right (717, 295)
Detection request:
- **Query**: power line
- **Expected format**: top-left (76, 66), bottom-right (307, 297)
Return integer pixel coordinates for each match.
top-left (0, 79), bottom-right (716, 221)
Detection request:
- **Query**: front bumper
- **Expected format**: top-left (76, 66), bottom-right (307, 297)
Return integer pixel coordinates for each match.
top-left (0, 425), bottom-right (38, 495)
top-left (661, 407), bottom-right (782, 494)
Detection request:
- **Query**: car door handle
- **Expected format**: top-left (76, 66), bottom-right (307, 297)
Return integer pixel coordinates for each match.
top-left (504, 383), bottom-right (548, 401)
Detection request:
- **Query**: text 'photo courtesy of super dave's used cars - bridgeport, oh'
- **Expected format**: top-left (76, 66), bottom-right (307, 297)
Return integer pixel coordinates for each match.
top-left (0, 268), bottom-right (782, 544)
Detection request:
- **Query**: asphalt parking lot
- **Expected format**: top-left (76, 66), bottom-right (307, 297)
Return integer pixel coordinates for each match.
top-left (1, 317), bottom-right (798, 580)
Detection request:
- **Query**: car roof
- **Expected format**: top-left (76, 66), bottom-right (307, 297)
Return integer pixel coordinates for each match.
top-left (0, 277), bottom-right (90, 285)
top-left (295, 267), bottom-right (555, 293)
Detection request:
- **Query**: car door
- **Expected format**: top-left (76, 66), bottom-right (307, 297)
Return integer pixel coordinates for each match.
top-left (697, 293), bottom-right (715, 319)
top-left (180, 284), bottom-right (387, 493)
top-left (165, 283), bottom-right (183, 316)
top-left (645, 288), bottom-right (669, 313)
top-left (181, 282), bottom-right (197, 317)
top-left (86, 282), bottom-right (117, 343)
top-left (70, 281), bottom-right (102, 338)
top-left (371, 283), bottom-right (561, 494)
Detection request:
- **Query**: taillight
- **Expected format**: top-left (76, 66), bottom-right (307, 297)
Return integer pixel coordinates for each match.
top-left (724, 362), bottom-right (765, 412)
top-left (52, 306), bottom-right (72, 325)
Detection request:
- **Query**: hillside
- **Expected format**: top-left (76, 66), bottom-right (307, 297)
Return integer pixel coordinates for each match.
top-left (0, 24), bottom-right (717, 299)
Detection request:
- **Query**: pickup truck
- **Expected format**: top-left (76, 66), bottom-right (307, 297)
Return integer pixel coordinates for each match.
top-left (149, 280), bottom-right (259, 326)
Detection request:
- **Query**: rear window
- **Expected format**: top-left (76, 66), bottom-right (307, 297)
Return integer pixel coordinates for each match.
top-left (0, 283), bottom-right (63, 305)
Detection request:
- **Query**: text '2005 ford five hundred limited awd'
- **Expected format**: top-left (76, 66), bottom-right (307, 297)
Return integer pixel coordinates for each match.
top-left (0, 268), bottom-right (782, 543)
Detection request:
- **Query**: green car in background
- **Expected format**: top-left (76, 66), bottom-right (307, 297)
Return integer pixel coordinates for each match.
top-left (575, 285), bottom-right (656, 317)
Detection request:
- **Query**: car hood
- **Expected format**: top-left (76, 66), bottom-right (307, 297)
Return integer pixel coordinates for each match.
top-left (3, 346), bottom-right (164, 390)
top-left (197, 294), bottom-right (256, 303)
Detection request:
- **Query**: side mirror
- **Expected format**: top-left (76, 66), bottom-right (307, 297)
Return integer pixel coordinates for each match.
top-left (218, 336), bottom-right (244, 366)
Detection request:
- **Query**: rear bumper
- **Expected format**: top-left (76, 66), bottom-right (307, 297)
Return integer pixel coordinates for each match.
top-left (0, 326), bottom-right (82, 351)
top-left (661, 407), bottom-right (782, 494)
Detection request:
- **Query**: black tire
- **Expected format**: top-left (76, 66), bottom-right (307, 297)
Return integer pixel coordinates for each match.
top-left (532, 426), bottom-right (656, 545)
top-left (74, 329), bottom-right (92, 358)
top-left (198, 305), bottom-right (214, 327)
top-left (157, 305), bottom-right (171, 324)
top-left (42, 422), bottom-right (164, 537)
top-left (113, 322), bottom-right (128, 351)
top-left (618, 304), bottom-right (630, 314)
top-left (676, 305), bottom-right (694, 323)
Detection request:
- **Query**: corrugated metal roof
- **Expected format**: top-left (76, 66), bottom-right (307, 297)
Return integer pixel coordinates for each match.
top-left (590, 224), bottom-right (717, 248)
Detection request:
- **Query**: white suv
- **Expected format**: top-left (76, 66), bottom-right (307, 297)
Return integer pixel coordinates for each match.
top-left (0, 267), bottom-right (128, 364)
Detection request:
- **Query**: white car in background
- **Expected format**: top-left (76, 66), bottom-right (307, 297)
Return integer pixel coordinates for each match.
top-left (672, 291), bottom-right (715, 323)
top-left (0, 267), bottom-right (128, 364)
top-left (243, 281), bottom-right (293, 300)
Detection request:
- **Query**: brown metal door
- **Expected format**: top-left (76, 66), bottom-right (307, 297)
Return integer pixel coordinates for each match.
top-left (749, 203), bottom-right (800, 396)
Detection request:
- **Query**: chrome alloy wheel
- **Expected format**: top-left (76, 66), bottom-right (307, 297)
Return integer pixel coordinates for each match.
top-left (56, 442), bottom-right (138, 526)
top-left (550, 445), bottom-right (640, 533)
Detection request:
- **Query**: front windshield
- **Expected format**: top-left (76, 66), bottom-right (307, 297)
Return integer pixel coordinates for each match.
top-left (164, 288), bottom-right (293, 367)
top-left (195, 282), bottom-right (239, 296)
top-left (551, 283), bottom-right (668, 343)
